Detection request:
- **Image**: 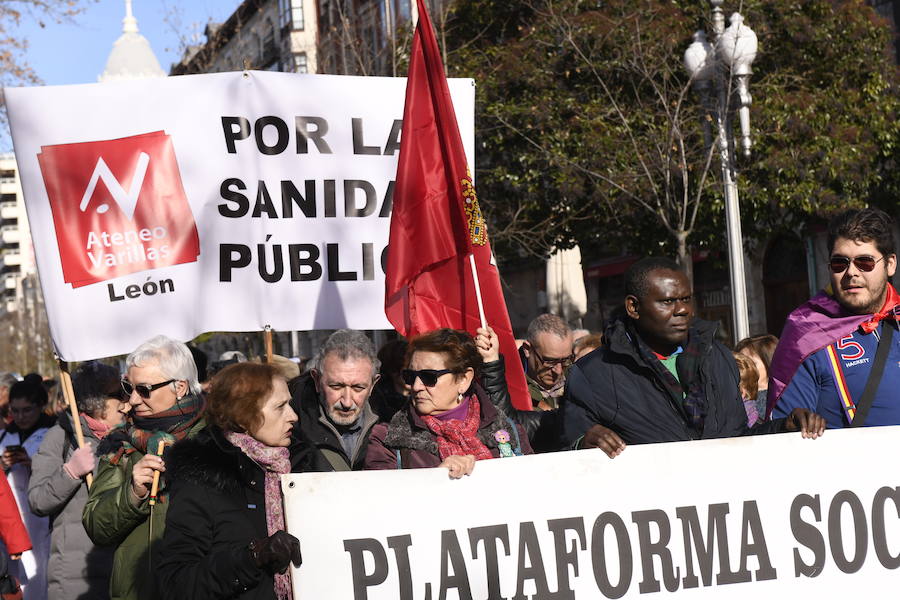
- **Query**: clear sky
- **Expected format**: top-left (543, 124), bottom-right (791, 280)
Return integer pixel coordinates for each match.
top-left (11, 0), bottom-right (243, 86)
top-left (0, 0), bottom-right (244, 148)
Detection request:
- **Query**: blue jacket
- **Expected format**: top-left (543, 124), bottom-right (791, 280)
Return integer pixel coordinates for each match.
top-left (773, 321), bottom-right (900, 427)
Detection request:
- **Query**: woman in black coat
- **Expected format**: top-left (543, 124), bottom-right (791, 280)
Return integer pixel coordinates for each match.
top-left (158, 363), bottom-right (302, 600)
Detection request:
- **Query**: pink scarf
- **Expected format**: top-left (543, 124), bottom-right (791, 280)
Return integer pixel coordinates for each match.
top-left (225, 432), bottom-right (292, 600)
top-left (82, 413), bottom-right (112, 440)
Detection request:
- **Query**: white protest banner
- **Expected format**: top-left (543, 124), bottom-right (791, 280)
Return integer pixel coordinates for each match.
top-left (4, 71), bottom-right (475, 361)
top-left (282, 426), bottom-right (900, 599)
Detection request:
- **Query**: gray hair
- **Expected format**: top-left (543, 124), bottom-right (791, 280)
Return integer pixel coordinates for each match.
top-left (310, 329), bottom-right (380, 379)
top-left (0, 372), bottom-right (18, 390)
top-left (125, 335), bottom-right (202, 396)
top-left (526, 313), bottom-right (572, 343)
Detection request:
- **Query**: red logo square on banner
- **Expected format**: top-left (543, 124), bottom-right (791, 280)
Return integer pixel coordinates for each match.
top-left (37, 131), bottom-right (200, 288)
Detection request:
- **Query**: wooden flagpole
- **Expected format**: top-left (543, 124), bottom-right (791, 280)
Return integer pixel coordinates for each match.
top-left (263, 325), bottom-right (274, 363)
top-left (57, 359), bottom-right (92, 488)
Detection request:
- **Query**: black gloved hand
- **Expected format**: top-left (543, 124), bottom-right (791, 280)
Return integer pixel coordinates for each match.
top-left (249, 531), bottom-right (302, 575)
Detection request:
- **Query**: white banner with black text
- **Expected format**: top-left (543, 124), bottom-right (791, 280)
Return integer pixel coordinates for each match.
top-left (5, 71), bottom-right (475, 360)
top-left (282, 426), bottom-right (900, 599)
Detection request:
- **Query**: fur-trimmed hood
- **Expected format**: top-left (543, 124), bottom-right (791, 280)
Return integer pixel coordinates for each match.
top-left (166, 425), bottom-right (259, 496)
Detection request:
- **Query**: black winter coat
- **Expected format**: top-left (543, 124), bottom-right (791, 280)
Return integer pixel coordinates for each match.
top-left (560, 317), bottom-right (786, 446)
top-left (479, 357), bottom-right (562, 452)
top-left (157, 426), bottom-right (275, 600)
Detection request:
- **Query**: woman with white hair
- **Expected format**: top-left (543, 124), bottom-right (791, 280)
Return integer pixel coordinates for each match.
top-left (83, 335), bottom-right (206, 600)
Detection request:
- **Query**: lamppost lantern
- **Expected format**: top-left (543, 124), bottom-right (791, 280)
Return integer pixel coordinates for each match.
top-left (684, 31), bottom-right (716, 148)
top-left (719, 12), bottom-right (757, 160)
top-left (684, 31), bottom-right (714, 84)
top-left (718, 13), bottom-right (757, 76)
top-left (683, 2), bottom-right (755, 342)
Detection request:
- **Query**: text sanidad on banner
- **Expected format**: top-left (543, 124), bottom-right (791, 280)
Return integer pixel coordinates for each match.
top-left (4, 71), bottom-right (475, 361)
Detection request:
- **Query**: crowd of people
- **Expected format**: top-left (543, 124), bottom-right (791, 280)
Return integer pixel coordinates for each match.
top-left (0, 206), bottom-right (895, 599)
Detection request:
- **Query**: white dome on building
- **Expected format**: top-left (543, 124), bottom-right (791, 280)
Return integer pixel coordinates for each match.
top-left (99, 0), bottom-right (166, 82)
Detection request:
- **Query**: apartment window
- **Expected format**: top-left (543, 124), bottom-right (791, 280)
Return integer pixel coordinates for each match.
top-left (261, 20), bottom-right (278, 67)
top-left (294, 52), bottom-right (308, 74)
top-left (279, 0), bottom-right (304, 31)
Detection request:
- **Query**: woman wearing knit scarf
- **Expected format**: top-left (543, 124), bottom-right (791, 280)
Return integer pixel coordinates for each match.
top-left (27, 361), bottom-right (128, 600)
top-left (366, 329), bottom-right (532, 475)
top-left (83, 335), bottom-right (206, 600)
top-left (158, 362), bottom-right (302, 600)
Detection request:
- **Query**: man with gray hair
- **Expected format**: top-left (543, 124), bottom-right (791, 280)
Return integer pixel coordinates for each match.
top-left (519, 314), bottom-right (575, 410)
top-left (0, 372), bottom-right (18, 424)
top-left (289, 329), bottom-right (381, 471)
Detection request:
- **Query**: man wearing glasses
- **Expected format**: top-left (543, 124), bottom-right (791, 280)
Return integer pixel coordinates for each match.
top-left (561, 257), bottom-right (824, 457)
top-left (519, 314), bottom-right (575, 410)
top-left (770, 208), bottom-right (899, 428)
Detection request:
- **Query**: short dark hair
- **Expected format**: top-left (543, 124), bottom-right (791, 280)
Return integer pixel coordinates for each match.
top-left (206, 362), bottom-right (283, 433)
top-left (827, 208), bottom-right (895, 257)
top-left (405, 328), bottom-right (483, 378)
top-left (377, 339), bottom-right (408, 377)
top-left (188, 345), bottom-right (209, 383)
top-left (9, 379), bottom-right (48, 408)
top-left (624, 257), bottom-right (682, 299)
top-left (71, 361), bottom-right (121, 418)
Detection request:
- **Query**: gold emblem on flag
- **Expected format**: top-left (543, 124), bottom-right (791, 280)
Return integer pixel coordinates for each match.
top-left (462, 168), bottom-right (486, 246)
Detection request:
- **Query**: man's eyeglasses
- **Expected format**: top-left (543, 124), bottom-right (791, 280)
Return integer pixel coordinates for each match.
top-left (400, 369), bottom-right (455, 387)
top-left (532, 348), bottom-right (575, 368)
top-left (121, 379), bottom-right (175, 399)
top-left (829, 255), bottom-right (886, 274)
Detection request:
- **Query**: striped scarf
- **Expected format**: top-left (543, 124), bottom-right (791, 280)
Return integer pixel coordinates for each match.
top-left (100, 393), bottom-right (204, 460)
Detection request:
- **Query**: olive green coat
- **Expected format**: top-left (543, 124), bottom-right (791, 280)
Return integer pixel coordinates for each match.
top-left (81, 420), bottom-right (205, 600)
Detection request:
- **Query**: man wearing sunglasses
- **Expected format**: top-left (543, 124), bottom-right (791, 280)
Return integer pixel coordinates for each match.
top-left (770, 208), bottom-right (899, 428)
top-left (560, 257), bottom-right (824, 458)
top-left (288, 329), bottom-right (381, 472)
top-left (519, 314), bottom-right (575, 410)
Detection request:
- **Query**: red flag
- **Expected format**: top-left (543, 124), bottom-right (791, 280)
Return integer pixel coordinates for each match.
top-left (385, 0), bottom-right (531, 411)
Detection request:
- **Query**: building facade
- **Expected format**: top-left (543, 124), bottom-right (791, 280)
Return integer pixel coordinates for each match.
top-left (0, 154), bottom-right (36, 316)
top-left (171, 0), bottom-right (318, 75)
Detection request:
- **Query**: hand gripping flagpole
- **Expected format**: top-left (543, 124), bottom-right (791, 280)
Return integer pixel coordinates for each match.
top-left (468, 254), bottom-right (488, 329)
top-left (57, 357), bottom-right (92, 489)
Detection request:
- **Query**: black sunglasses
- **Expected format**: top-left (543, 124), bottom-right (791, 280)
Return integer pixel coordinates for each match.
top-left (121, 378), bottom-right (175, 399)
top-left (829, 255), bottom-right (885, 274)
top-left (400, 368), bottom-right (455, 387)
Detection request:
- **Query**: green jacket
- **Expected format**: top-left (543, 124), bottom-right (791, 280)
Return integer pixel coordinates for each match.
top-left (82, 420), bottom-right (206, 600)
